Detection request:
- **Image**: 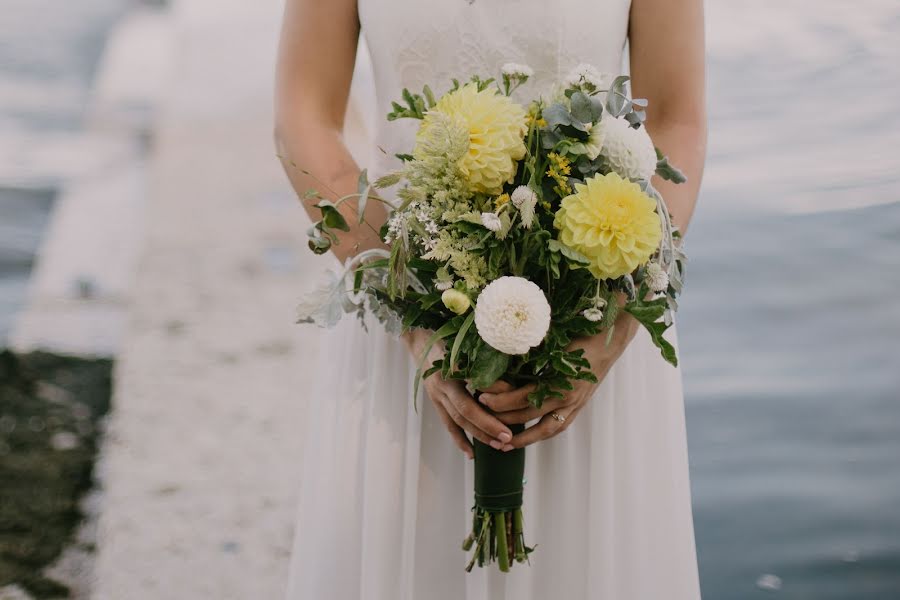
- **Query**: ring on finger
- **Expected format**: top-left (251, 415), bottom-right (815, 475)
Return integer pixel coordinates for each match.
top-left (550, 411), bottom-right (566, 423)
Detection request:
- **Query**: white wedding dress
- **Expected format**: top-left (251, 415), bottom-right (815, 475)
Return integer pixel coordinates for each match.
top-left (286, 1), bottom-right (701, 598)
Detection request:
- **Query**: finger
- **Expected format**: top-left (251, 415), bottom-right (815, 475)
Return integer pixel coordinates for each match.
top-left (496, 398), bottom-right (568, 426)
top-left (433, 402), bottom-right (474, 458)
top-left (478, 380), bottom-right (515, 395)
top-left (479, 383), bottom-right (537, 413)
top-left (508, 405), bottom-right (579, 449)
top-left (448, 389), bottom-right (514, 446)
top-left (444, 401), bottom-right (502, 448)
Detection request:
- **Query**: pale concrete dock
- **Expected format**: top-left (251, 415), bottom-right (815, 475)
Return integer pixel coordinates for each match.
top-left (6, 0), bottom-right (377, 596)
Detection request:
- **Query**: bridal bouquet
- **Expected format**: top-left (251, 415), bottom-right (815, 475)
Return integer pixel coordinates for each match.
top-left (295, 63), bottom-right (686, 571)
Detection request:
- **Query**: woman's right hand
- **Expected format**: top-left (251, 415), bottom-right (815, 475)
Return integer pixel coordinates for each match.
top-left (423, 374), bottom-right (515, 459)
top-left (404, 329), bottom-right (514, 459)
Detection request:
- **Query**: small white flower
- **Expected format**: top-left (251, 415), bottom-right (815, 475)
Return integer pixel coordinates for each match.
top-left (645, 262), bottom-right (670, 293)
top-left (501, 62), bottom-right (534, 79)
top-left (596, 115), bottom-right (658, 181)
top-left (511, 185), bottom-right (536, 208)
top-left (582, 307), bottom-right (604, 322)
top-left (583, 119), bottom-right (607, 161)
top-left (475, 277), bottom-right (552, 355)
top-left (510, 186), bottom-right (538, 229)
top-left (480, 211), bottom-right (502, 232)
top-left (564, 63), bottom-right (608, 92)
top-left (435, 279), bottom-right (454, 291)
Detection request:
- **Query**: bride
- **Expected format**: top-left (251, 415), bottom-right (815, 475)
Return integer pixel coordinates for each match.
top-left (275, 0), bottom-right (706, 598)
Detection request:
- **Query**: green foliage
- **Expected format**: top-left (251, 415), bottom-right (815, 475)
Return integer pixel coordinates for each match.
top-left (655, 148), bottom-right (688, 183)
top-left (299, 67), bottom-right (688, 411)
top-left (468, 343), bottom-right (510, 391)
top-left (624, 283), bottom-right (678, 366)
top-left (387, 86), bottom-right (434, 120)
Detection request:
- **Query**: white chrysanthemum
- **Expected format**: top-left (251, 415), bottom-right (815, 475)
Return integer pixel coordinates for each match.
top-left (510, 185), bottom-right (538, 229)
top-left (475, 277), bottom-right (551, 355)
top-left (564, 63), bottom-right (608, 92)
top-left (501, 62), bottom-right (534, 79)
top-left (480, 212), bottom-right (502, 232)
top-left (596, 116), bottom-right (658, 181)
top-left (582, 307), bottom-right (604, 322)
top-left (645, 262), bottom-right (670, 293)
top-left (510, 185), bottom-right (535, 208)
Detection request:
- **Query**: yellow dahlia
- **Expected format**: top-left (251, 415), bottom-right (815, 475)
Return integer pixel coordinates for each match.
top-left (417, 83), bottom-right (527, 195)
top-left (554, 172), bottom-right (662, 279)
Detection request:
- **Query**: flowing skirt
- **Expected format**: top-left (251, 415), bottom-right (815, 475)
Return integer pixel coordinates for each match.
top-left (286, 314), bottom-right (701, 600)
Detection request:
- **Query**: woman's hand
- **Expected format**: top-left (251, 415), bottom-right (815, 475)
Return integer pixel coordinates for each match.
top-left (479, 313), bottom-right (641, 450)
top-left (403, 329), bottom-right (514, 459)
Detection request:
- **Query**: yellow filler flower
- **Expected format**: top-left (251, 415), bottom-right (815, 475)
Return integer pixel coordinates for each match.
top-left (418, 83), bottom-right (527, 195)
top-left (554, 172), bottom-right (662, 279)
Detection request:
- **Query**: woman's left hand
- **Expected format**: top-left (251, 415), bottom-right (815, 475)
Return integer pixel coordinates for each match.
top-left (478, 313), bottom-right (640, 450)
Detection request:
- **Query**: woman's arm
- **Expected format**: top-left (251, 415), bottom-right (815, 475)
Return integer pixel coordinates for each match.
top-left (274, 0), bottom-right (386, 262)
top-left (629, 0), bottom-right (708, 233)
top-left (484, 0), bottom-right (708, 448)
top-left (275, 1), bottom-right (513, 455)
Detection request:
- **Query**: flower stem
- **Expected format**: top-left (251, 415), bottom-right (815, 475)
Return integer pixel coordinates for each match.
top-left (495, 512), bottom-right (510, 572)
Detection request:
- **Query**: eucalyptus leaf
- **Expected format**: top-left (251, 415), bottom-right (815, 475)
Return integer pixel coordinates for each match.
top-left (606, 75), bottom-right (632, 117)
top-left (569, 92), bottom-right (594, 124)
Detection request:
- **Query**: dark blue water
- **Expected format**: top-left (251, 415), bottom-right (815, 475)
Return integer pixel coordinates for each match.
top-left (682, 1), bottom-right (900, 596)
top-left (682, 206), bottom-right (900, 598)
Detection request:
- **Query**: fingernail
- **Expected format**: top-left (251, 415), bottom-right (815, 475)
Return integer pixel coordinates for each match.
top-left (489, 440), bottom-right (503, 450)
top-left (502, 444), bottom-right (514, 452)
top-left (498, 431), bottom-right (512, 443)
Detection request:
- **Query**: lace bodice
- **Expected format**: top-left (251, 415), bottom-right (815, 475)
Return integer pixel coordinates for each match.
top-left (358, 0), bottom-right (632, 175)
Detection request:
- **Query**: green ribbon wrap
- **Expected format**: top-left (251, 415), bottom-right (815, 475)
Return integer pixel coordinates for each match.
top-left (473, 423), bottom-right (526, 511)
top-left (463, 422), bottom-right (533, 572)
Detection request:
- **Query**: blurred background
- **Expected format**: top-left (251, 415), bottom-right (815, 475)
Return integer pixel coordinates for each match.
top-left (1, 0), bottom-right (898, 598)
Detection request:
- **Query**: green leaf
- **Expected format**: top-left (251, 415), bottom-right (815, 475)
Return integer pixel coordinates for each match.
top-left (606, 75), bottom-right (632, 117)
top-left (468, 343), bottom-right (510, 391)
top-left (423, 84), bottom-right (437, 108)
top-left (655, 149), bottom-right (687, 184)
top-left (548, 239), bottom-right (591, 266)
top-left (569, 91), bottom-right (594, 123)
top-left (448, 311), bottom-right (476, 370)
top-left (542, 103), bottom-right (587, 135)
top-left (357, 169), bottom-right (371, 224)
top-left (316, 201), bottom-right (351, 232)
top-left (412, 320), bottom-right (462, 409)
top-left (624, 288), bottom-right (678, 366)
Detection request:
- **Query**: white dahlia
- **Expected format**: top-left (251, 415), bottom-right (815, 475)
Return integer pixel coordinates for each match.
top-left (474, 277), bottom-right (551, 355)
top-left (645, 262), bottom-right (670, 293)
top-left (596, 116), bottom-right (658, 181)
